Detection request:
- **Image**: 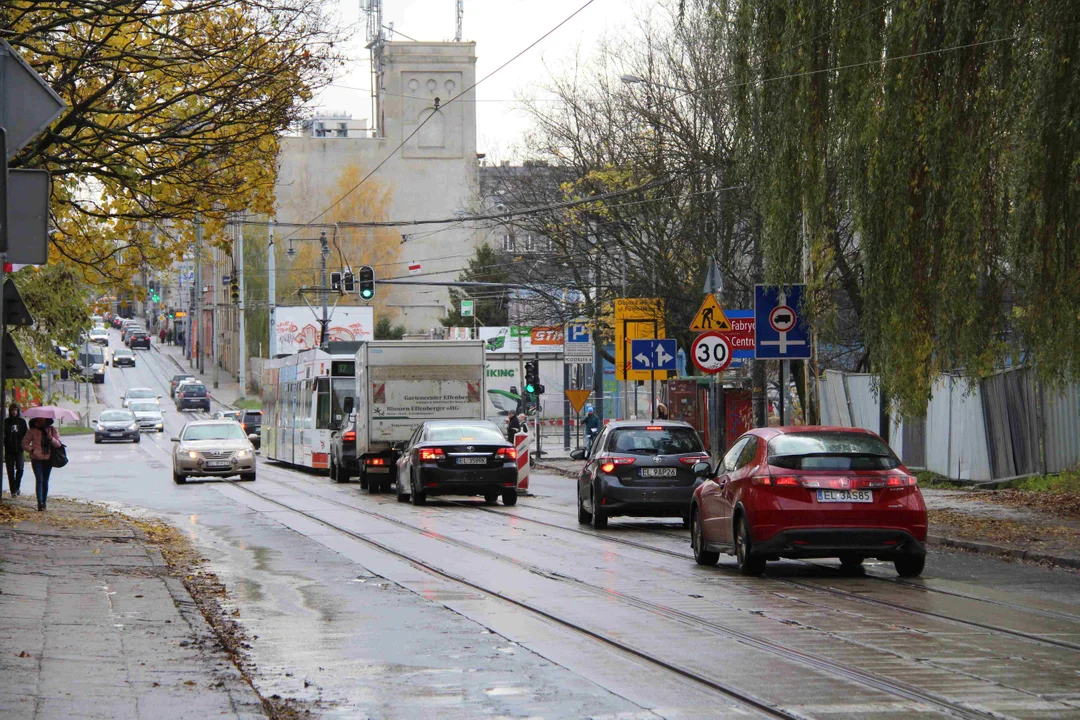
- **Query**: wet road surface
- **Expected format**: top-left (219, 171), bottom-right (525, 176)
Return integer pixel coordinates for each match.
top-left (57, 329), bottom-right (1080, 718)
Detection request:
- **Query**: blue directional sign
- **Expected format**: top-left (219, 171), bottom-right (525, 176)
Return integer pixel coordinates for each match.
top-left (630, 339), bottom-right (677, 371)
top-left (755, 285), bottom-right (811, 359)
top-left (566, 324), bottom-right (591, 344)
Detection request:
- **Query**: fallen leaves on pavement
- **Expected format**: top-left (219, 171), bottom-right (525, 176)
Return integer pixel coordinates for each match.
top-left (979, 489), bottom-right (1080, 519)
top-left (929, 508), bottom-right (1077, 545)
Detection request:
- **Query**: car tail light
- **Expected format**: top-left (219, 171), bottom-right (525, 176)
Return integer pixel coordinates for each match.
top-left (887, 474), bottom-right (918, 488)
top-left (679, 455), bottom-right (711, 465)
top-left (419, 448), bottom-right (445, 462)
top-left (599, 457), bottom-right (635, 473)
top-left (343, 430), bottom-right (356, 443)
top-left (646, 426), bottom-right (663, 430)
top-left (497, 447), bottom-right (517, 460)
top-left (366, 457), bottom-right (387, 466)
top-left (241, 423), bottom-right (247, 432)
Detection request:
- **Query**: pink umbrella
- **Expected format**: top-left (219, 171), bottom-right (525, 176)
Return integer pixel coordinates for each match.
top-left (22, 406), bottom-right (82, 423)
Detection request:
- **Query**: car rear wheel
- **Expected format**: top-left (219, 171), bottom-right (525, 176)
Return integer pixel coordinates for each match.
top-left (894, 554), bottom-right (925, 578)
top-left (590, 484), bottom-right (608, 529)
top-left (735, 517), bottom-right (765, 576)
top-left (502, 490), bottom-right (517, 506)
top-left (484, 490), bottom-right (499, 505)
top-left (577, 488), bottom-right (592, 524)
top-left (692, 508), bottom-right (719, 566)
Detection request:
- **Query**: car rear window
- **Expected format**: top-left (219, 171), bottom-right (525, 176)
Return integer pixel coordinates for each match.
top-left (243, 412), bottom-right (262, 425)
top-left (172, 375), bottom-right (193, 383)
top-left (182, 385), bottom-right (207, 396)
top-left (768, 432), bottom-right (900, 470)
top-left (427, 424), bottom-right (504, 443)
top-left (607, 427), bottom-right (704, 455)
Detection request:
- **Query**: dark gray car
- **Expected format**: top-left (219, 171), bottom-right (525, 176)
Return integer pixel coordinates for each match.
top-left (94, 409), bottom-right (140, 444)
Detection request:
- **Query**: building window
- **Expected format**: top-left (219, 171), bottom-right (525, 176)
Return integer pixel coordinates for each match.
top-left (314, 122), bottom-right (326, 137)
top-left (523, 234), bottom-right (534, 252)
top-left (502, 234), bottom-right (515, 252)
top-left (336, 123), bottom-right (348, 138)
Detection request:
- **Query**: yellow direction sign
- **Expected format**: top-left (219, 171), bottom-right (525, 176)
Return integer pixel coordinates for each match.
top-left (565, 389), bottom-right (592, 414)
top-left (614, 298), bottom-right (666, 381)
top-left (690, 294), bottom-right (731, 332)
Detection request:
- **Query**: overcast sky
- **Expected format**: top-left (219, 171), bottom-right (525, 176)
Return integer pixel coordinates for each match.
top-left (311, 0), bottom-right (621, 159)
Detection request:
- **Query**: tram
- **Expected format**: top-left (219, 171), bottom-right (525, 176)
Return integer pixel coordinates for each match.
top-left (261, 344), bottom-right (360, 470)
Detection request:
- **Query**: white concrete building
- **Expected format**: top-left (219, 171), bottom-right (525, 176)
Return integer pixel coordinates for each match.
top-left (275, 41), bottom-right (481, 332)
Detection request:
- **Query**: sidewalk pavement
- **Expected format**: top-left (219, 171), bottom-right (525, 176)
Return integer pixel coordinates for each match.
top-left (0, 498), bottom-right (265, 719)
top-left (533, 458), bottom-right (1080, 570)
top-left (151, 342), bottom-right (244, 410)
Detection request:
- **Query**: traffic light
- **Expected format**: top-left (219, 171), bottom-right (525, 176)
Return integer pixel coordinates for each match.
top-left (148, 280), bottom-right (159, 303)
top-left (524, 360), bottom-right (539, 395)
top-left (230, 278), bottom-right (240, 304)
top-left (358, 265), bottom-right (375, 300)
top-left (330, 271), bottom-right (342, 291)
top-left (343, 271), bottom-right (355, 293)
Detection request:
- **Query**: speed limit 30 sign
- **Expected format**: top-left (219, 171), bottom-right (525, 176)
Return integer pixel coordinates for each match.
top-left (691, 332), bottom-right (733, 374)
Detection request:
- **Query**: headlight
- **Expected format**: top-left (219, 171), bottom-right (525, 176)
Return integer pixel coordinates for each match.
top-left (188, 451), bottom-right (198, 459)
top-left (96, 424), bottom-right (104, 431)
top-left (236, 449), bottom-right (250, 459)
top-left (127, 423), bottom-right (138, 431)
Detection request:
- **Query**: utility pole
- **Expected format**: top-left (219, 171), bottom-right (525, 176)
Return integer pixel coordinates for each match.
top-left (212, 240), bottom-right (219, 390)
top-left (195, 218), bottom-right (204, 375)
top-left (268, 218), bottom-right (276, 357)
top-left (319, 230), bottom-right (329, 349)
top-left (237, 218), bottom-right (246, 395)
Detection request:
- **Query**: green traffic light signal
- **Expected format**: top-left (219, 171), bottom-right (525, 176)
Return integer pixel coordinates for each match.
top-left (525, 382), bottom-right (536, 394)
top-left (361, 288), bottom-right (373, 299)
top-left (358, 265), bottom-right (375, 300)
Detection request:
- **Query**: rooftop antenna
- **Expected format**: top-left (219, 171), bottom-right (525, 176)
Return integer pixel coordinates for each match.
top-left (363, 0), bottom-right (386, 136)
top-left (455, 0), bottom-right (463, 41)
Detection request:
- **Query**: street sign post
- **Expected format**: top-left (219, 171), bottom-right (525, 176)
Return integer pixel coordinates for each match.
top-left (691, 332), bottom-right (733, 374)
top-left (0, 39), bottom-right (67, 159)
top-left (563, 323), bottom-right (592, 365)
top-left (461, 299), bottom-right (474, 317)
top-left (689, 294), bottom-right (731, 332)
top-left (754, 285), bottom-right (810, 360)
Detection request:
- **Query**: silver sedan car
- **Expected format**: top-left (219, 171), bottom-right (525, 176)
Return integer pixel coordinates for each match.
top-left (171, 421), bottom-right (256, 484)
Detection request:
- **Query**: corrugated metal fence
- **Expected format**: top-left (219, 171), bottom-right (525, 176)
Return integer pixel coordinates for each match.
top-left (819, 367), bottom-right (1079, 481)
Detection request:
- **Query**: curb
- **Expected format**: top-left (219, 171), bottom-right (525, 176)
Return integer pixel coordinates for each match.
top-left (927, 533), bottom-right (1080, 570)
top-left (535, 462), bottom-right (577, 479)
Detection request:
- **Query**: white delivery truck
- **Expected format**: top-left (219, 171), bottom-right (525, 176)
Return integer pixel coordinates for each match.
top-left (334, 340), bottom-right (487, 492)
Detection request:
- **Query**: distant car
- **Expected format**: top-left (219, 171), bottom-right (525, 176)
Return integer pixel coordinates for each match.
top-left (94, 409), bottom-right (140, 444)
top-left (237, 410), bottom-right (262, 449)
top-left (128, 331), bottom-right (151, 350)
top-left (175, 382), bottom-right (210, 412)
top-left (123, 327), bottom-right (145, 346)
top-left (395, 420), bottom-right (519, 506)
top-left (76, 346), bottom-right (106, 384)
top-left (212, 411), bottom-right (240, 422)
top-left (88, 327), bottom-right (109, 345)
top-left (171, 421), bottom-right (256, 484)
top-left (112, 348), bottom-right (136, 368)
top-left (129, 401), bottom-right (164, 433)
top-left (122, 387), bottom-right (157, 408)
top-left (170, 374), bottom-right (196, 398)
top-left (572, 421), bottom-right (711, 530)
top-left (691, 427), bottom-right (928, 577)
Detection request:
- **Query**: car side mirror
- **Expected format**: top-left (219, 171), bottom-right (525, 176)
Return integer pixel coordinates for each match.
top-left (248, 434), bottom-right (259, 442)
top-left (343, 396), bottom-right (354, 414)
top-left (170, 437), bottom-right (180, 442)
top-left (693, 461), bottom-right (712, 478)
top-left (328, 421), bottom-right (340, 431)
top-left (569, 448), bottom-right (586, 461)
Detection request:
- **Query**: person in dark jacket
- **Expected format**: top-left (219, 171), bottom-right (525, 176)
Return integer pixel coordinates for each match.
top-left (4, 404), bottom-right (27, 497)
top-left (583, 405), bottom-right (601, 453)
top-left (23, 417), bottom-right (61, 511)
top-left (506, 412), bottom-right (521, 443)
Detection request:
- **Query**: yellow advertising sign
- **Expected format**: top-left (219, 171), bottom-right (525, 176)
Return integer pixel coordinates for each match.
top-left (689, 294), bottom-right (731, 332)
top-left (565, 389), bottom-right (592, 415)
top-left (613, 298), bottom-right (666, 381)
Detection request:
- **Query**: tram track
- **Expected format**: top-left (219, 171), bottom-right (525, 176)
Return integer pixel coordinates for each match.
top-left (243, 468), bottom-right (1057, 719)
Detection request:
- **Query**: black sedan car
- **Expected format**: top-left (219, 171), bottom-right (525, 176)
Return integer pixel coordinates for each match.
top-left (395, 420), bottom-right (519, 506)
top-left (94, 409), bottom-right (141, 444)
top-left (175, 382), bottom-right (211, 412)
top-left (571, 420), bottom-right (711, 529)
top-left (111, 348), bottom-right (136, 367)
top-left (128, 331), bottom-right (151, 349)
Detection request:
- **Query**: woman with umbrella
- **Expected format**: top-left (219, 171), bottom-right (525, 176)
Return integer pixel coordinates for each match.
top-left (21, 407), bottom-right (76, 511)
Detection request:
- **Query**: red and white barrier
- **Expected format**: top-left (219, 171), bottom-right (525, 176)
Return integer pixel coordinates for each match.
top-left (515, 431), bottom-right (530, 491)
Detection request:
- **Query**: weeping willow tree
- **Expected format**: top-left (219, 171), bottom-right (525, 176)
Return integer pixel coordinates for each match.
top-left (727, 0), bottom-right (1080, 416)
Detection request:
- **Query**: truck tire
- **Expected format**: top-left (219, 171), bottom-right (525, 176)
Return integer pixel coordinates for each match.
top-left (359, 466), bottom-right (368, 490)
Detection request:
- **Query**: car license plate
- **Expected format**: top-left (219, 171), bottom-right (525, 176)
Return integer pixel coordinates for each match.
top-left (456, 457), bottom-right (487, 465)
top-left (640, 467), bottom-right (677, 478)
top-left (205, 461), bottom-right (231, 469)
top-left (817, 489), bottom-right (873, 503)
top-left (108, 432), bottom-right (121, 437)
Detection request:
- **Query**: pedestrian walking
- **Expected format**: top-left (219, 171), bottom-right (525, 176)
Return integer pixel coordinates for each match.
top-left (655, 403), bottom-right (669, 420)
top-left (159, 327), bottom-right (167, 345)
top-left (584, 405), bottom-right (601, 454)
top-left (506, 412), bottom-right (521, 443)
top-left (23, 417), bottom-right (61, 511)
top-left (4, 403), bottom-right (27, 497)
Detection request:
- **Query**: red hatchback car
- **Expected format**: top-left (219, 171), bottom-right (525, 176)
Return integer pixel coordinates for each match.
top-left (690, 426), bottom-right (927, 577)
